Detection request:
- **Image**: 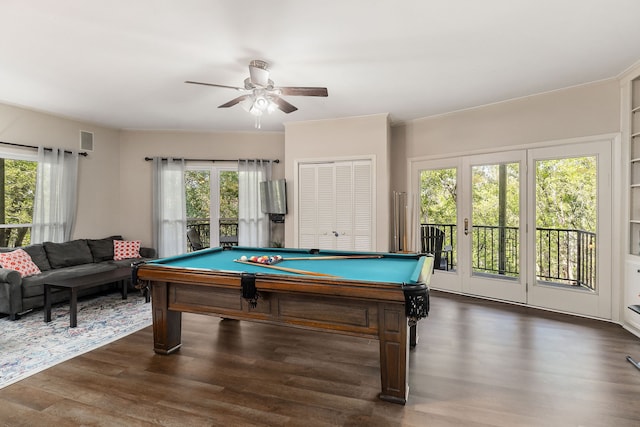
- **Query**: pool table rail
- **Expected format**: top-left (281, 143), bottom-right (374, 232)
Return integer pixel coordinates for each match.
top-left (137, 263), bottom-right (418, 303)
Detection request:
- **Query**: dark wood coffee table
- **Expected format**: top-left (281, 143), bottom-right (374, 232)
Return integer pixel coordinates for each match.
top-left (44, 267), bottom-right (132, 328)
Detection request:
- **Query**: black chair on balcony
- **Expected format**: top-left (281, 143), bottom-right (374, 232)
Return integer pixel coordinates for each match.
top-left (187, 228), bottom-right (204, 251)
top-left (219, 220), bottom-right (239, 247)
top-left (421, 226), bottom-right (450, 271)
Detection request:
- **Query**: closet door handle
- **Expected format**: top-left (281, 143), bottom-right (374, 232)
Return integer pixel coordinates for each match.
top-left (464, 218), bottom-right (469, 236)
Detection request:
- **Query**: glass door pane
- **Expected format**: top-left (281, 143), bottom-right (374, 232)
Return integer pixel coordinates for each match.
top-left (419, 167), bottom-right (457, 272)
top-left (219, 170), bottom-right (239, 247)
top-left (185, 169), bottom-right (211, 251)
top-left (535, 157), bottom-right (597, 290)
top-left (471, 162), bottom-right (520, 280)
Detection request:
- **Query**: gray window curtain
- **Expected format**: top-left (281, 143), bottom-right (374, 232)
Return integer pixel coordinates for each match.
top-left (152, 157), bottom-right (187, 257)
top-left (31, 147), bottom-right (79, 243)
top-left (238, 159), bottom-right (272, 247)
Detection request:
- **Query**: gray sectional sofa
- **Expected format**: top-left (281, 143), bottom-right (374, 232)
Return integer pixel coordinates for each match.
top-left (0, 235), bottom-right (155, 320)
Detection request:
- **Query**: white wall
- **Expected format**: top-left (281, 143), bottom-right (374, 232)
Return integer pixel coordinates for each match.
top-left (284, 113), bottom-right (390, 251)
top-left (118, 130), bottom-right (285, 247)
top-left (0, 103), bottom-right (122, 239)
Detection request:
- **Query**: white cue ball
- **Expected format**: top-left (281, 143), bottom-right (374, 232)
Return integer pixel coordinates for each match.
top-left (240, 255), bottom-right (247, 261)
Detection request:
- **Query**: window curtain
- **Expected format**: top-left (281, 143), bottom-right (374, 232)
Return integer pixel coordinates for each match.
top-left (152, 157), bottom-right (187, 257)
top-left (238, 159), bottom-right (272, 247)
top-left (31, 147), bottom-right (79, 243)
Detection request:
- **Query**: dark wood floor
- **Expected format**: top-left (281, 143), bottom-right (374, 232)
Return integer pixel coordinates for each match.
top-left (1, 291), bottom-right (640, 426)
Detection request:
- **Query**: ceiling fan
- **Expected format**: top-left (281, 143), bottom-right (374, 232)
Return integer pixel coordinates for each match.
top-left (185, 60), bottom-right (328, 128)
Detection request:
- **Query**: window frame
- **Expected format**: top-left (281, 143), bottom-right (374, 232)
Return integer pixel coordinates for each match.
top-left (0, 147), bottom-right (39, 247)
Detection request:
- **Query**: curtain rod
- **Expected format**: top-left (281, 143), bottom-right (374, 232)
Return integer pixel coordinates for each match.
top-left (144, 157), bottom-right (279, 163)
top-left (0, 141), bottom-right (88, 156)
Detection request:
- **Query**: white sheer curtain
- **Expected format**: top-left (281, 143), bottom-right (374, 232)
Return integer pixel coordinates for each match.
top-left (31, 147), bottom-right (79, 243)
top-left (152, 157), bottom-right (187, 257)
top-left (238, 159), bottom-right (272, 247)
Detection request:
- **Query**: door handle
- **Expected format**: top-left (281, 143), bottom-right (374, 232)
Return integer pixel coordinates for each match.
top-left (464, 218), bottom-right (469, 235)
top-left (332, 231), bottom-right (339, 237)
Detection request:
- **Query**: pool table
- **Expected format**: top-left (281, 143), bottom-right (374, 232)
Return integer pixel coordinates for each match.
top-left (135, 246), bottom-right (432, 404)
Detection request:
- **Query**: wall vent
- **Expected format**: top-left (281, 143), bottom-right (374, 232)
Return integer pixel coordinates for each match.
top-left (80, 130), bottom-right (94, 151)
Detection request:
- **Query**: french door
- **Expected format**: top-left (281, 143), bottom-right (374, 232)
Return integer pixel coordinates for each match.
top-left (461, 151), bottom-right (527, 303)
top-left (526, 141), bottom-right (611, 318)
top-left (185, 164), bottom-right (238, 250)
top-left (412, 138), bottom-right (612, 318)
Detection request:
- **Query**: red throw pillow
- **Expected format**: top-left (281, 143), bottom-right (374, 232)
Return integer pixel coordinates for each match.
top-left (0, 248), bottom-right (42, 277)
top-left (113, 240), bottom-right (142, 261)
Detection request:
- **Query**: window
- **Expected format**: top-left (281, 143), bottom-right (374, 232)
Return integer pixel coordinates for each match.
top-left (0, 156), bottom-right (38, 247)
top-left (185, 165), bottom-right (238, 251)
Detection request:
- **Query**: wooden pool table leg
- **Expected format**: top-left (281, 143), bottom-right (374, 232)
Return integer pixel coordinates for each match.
top-left (151, 281), bottom-right (182, 354)
top-left (409, 324), bottom-right (418, 348)
top-left (378, 303), bottom-right (409, 405)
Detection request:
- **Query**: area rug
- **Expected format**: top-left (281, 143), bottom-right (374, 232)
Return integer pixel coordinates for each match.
top-left (0, 292), bottom-right (152, 389)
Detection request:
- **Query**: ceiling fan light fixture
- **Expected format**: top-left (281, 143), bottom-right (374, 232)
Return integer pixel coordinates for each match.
top-left (240, 97), bottom-right (254, 113)
top-left (267, 99), bottom-right (277, 114)
top-left (246, 93), bottom-right (278, 129)
top-left (248, 103), bottom-right (263, 116)
top-left (254, 95), bottom-right (269, 110)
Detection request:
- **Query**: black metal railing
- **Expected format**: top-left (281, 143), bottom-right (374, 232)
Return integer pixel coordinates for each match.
top-left (420, 223), bottom-right (596, 290)
top-left (472, 225), bottom-right (520, 277)
top-left (536, 227), bottom-right (596, 290)
top-left (186, 218), bottom-right (238, 251)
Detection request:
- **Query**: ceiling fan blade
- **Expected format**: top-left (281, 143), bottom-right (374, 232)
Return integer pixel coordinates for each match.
top-left (218, 94), bottom-right (251, 108)
top-left (271, 96), bottom-right (298, 114)
top-left (185, 81), bottom-right (244, 91)
top-left (278, 87), bottom-right (328, 97)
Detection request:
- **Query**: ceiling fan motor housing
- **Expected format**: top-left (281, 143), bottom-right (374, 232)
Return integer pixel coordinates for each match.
top-left (249, 60), bottom-right (270, 87)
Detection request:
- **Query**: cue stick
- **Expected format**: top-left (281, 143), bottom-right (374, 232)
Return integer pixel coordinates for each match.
top-left (281, 255), bottom-right (383, 261)
top-left (233, 260), bottom-right (338, 277)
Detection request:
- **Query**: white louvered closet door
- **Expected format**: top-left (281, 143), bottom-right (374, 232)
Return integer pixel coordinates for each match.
top-left (317, 164), bottom-right (336, 248)
top-left (334, 162), bottom-right (353, 250)
top-left (298, 164), bottom-right (319, 248)
top-left (352, 160), bottom-right (372, 251)
top-left (297, 160), bottom-right (372, 251)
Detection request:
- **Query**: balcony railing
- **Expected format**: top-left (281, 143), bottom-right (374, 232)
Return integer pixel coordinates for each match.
top-left (186, 218), bottom-right (238, 251)
top-left (420, 223), bottom-right (596, 290)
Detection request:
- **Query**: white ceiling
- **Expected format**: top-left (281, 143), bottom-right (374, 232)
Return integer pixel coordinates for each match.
top-left (1, 0), bottom-right (640, 133)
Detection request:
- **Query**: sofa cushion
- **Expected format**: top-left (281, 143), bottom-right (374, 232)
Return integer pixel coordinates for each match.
top-left (113, 240), bottom-right (142, 261)
top-left (44, 240), bottom-right (94, 269)
top-left (22, 244), bottom-right (52, 271)
top-left (87, 235), bottom-right (123, 262)
top-left (0, 248), bottom-right (41, 277)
